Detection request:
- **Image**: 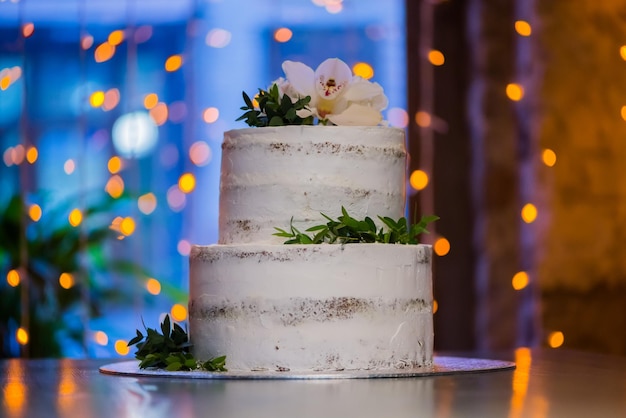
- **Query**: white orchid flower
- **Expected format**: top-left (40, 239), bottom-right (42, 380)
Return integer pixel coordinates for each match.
top-left (272, 58), bottom-right (388, 126)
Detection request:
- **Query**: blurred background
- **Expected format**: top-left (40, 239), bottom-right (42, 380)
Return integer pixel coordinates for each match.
top-left (2, 0), bottom-right (626, 360)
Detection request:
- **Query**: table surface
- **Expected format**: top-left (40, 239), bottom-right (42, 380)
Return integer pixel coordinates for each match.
top-left (1, 349), bottom-right (625, 418)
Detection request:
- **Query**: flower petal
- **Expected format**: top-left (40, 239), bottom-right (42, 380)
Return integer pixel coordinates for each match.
top-left (343, 77), bottom-right (381, 100)
top-left (326, 103), bottom-right (383, 126)
top-left (282, 60), bottom-right (316, 99)
top-left (314, 58), bottom-right (351, 100)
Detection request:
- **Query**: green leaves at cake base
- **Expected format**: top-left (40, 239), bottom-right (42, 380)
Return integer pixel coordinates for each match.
top-left (127, 314), bottom-right (227, 372)
top-left (274, 207), bottom-right (439, 245)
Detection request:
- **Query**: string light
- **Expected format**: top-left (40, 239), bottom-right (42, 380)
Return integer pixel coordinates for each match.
top-left (107, 156), bottom-right (122, 174)
top-left (144, 93), bottom-right (159, 109)
top-left (21, 23), bottom-right (34, 38)
top-left (105, 175), bottom-right (125, 198)
top-left (94, 42), bottom-right (115, 63)
top-left (107, 30), bottom-right (125, 46)
top-left (119, 217), bottom-right (136, 236)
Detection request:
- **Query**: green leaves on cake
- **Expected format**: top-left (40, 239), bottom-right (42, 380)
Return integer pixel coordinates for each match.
top-left (127, 314), bottom-right (227, 372)
top-left (238, 84), bottom-right (314, 127)
top-left (274, 207), bottom-right (439, 245)
top-left (238, 58), bottom-right (388, 127)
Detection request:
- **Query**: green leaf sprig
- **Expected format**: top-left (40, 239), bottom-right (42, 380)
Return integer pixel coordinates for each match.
top-left (274, 207), bottom-right (439, 245)
top-left (236, 83), bottom-right (314, 127)
top-left (127, 314), bottom-right (227, 372)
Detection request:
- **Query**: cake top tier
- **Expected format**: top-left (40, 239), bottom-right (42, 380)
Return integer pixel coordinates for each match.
top-left (218, 125), bottom-right (407, 245)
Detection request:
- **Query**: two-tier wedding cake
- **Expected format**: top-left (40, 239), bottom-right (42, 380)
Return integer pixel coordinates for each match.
top-left (188, 58), bottom-right (433, 373)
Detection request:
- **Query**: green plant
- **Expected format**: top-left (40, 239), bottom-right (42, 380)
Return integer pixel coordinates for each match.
top-left (128, 315), bottom-right (227, 372)
top-left (0, 193), bottom-right (149, 358)
top-left (274, 207), bottom-right (439, 245)
top-left (237, 84), bottom-right (314, 127)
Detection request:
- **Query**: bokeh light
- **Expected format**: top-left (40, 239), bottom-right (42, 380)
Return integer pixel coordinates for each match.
top-left (202, 107), bottom-right (219, 123)
top-left (144, 93), bottom-right (159, 109)
top-left (167, 186), bottom-right (186, 212)
top-left (506, 83), bottom-right (524, 101)
top-left (548, 331), bottom-right (564, 348)
top-left (102, 88), bottom-right (120, 111)
top-left (64, 159), bottom-right (76, 175)
top-left (81, 35), bottom-right (94, 50)
top-left (28, 204), bottom-right (42, 222)
top-left (189, 141), bottom-right (212, 166)
top-left (138, 193), bottom-right (157, 215)
top-left (22, 23), bottom-right (34, 38)
top-left (432, 300), bottom-right (439, 314)
top-left (90, 91), bottom-right (105, 108)
top-left (115, 340), bottom-right (130, 356)
top-left (171, 304), bottom-right (188, 322)
top-left (178, 173), bottom-right (196, 193)
top-left (94, 331), bottom-right (108, 346)
top-left (26, 146), bottom-right (38, 164)
top-left (514, 20), bottom-right (532, 36)
top-left (205, 28), bottom-right (232, 48)
top-left (16, 328), bottom-right (29, 345)
top-left (108, 30), bottom-right (125, 46)
top-left (149, 103), bottom-right (169, 126)
top-left (94, 42), bottom-right (115, 63)
top-left (68, 209), bottom-right (83, 227)
top-left (409, 169), bottom-right (429, 191)
top-left (521, 203), bottom-right (538, 223)
top-left (165, 54), bottom-right (183, 72)
top-left (512, 271), bottom-right (529, 290)
top-left (387, 107), bottom-right (408, 128)
top-left (105, 175), bottom-right (125, 198)
top-left (177, 239), bottom-right (191, 256)
top-left (120, 217), bottom-right (136, 236)
top-left (274, 27), bottom-right (293, 43)
top-left (146, 278), bottom-right (161, 295)
top-left (542, 149), bottom-right (557, 167)
top-left (434, 237), bottom-right (450, 256)
top-left (112, 111), bottom-right (159, 158)
top-left (59, 273), bottom-right (75, 289)
top-left (7, 269), bottom-right (20, 287)
top-left (415, 111), bottom-right (431, 127)
top-left (107, 156), bottom-right (122, 174)
top-left (427, 50), bottom-right (445, 66)
top-left (352, 62), bottom-right (374, 79)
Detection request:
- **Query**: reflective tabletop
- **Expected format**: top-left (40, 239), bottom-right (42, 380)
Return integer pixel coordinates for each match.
top-left (2, 349), bottom-right (625, 417)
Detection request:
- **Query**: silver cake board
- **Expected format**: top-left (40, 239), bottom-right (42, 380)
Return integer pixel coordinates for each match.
top-left (99, 356), bottom-right (515, 380)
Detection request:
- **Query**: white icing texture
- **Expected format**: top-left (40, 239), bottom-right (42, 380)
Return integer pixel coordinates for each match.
top-left (189, 244), bottom-right (433, 372)
top-left (218, 126), bottom-right (406, 244)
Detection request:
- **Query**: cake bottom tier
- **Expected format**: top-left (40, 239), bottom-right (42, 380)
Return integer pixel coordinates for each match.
top-left (189, 243), bottom-right (433, 372)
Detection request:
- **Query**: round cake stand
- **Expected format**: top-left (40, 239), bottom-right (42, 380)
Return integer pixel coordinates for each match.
top-left (99, 356), bottom-right (515, 380)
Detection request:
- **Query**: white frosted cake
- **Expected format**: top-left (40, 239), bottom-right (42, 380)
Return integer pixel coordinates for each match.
top-left (189, 125), bottom-right (433, 372)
